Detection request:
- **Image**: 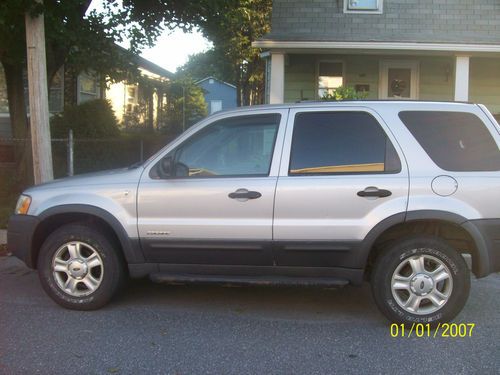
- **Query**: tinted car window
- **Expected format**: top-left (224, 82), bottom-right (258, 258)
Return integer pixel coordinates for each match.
top-left (399, 111), bottom-right (500, 171)
top-left (173, 114), bottom-right (280, 177)
top-left (289, 111), bottom-right (401, 175)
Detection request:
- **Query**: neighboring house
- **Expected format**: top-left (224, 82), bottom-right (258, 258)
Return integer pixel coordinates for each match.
top-left (106, 56), bottom-right (173, 130)
top-left (0, 54), bottom-right (172, 138)
top-left (253, 0), bottom-right (500, 116)
top-left (195, 77), bottom-right (237, 114)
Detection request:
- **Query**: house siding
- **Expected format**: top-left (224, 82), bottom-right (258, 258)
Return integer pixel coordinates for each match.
top-left (268, 0), bottom-right (500, 44)
top-left (470, 57), bottom-right (500, 114)
top-left (198, 79), bottom-right (237, 113)
top-left (284, 54), bottom-right (455, 104)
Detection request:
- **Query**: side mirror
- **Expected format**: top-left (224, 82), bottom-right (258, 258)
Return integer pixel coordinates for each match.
top-left (158, 156), bottom-right (173, 178)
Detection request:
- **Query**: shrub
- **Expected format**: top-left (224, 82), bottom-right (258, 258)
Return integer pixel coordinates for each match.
top-left (321, 86), bottom-right (368, 101)
top-left (51, 99), bottom-right (120, 139)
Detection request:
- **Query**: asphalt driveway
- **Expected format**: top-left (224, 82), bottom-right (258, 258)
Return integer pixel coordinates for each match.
top-left (0, 255), bottom-right (498, 375)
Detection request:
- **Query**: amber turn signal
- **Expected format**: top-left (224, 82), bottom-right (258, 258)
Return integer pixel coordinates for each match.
top-left (15, 195), bottom-right (31, 215)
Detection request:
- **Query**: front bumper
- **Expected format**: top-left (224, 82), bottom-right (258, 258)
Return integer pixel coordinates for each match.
top-left (463, 219), bottom-right (500, 277)
top-left (7, 214), bottom-right (40, 268)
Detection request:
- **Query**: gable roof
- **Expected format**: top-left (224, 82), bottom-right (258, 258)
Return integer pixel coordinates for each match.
top-left (135, 55), bottom-right (173, 79)
top-left (115, 45), bottom-right (173, 79)
top-left (195, 76), bottom-right (236, 89)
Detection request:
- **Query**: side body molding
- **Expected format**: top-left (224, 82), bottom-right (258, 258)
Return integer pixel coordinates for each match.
top-left (38, 204), bottom-right (145, 264)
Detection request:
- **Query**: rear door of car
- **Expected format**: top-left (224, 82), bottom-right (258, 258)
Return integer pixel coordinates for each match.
top-left (273, 106), bottom-right (409, 268)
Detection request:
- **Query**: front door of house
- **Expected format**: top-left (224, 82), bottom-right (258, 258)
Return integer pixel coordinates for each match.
top-left (379, 60), bottom-right (419, 99)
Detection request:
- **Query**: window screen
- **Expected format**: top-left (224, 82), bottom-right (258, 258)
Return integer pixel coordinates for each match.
top-left (399, 111), bottom-right (500, 171)
top-left (289, 111), bottom-right (401, 175)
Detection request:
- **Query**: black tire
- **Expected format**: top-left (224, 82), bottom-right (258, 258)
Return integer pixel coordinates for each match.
top-left (371, 235), bottom-right (470, 325)
top-left (38, 223), bottom-right (125, 310)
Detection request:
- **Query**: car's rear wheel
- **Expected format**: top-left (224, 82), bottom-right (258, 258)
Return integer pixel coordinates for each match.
top-left (371, 236), bottom-right (470, 324)
top-left (38, 224), bottom-right (125, 310)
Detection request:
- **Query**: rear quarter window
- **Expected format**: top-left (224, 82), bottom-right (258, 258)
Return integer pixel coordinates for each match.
top-left (399, 111), bottom-right (500, 172)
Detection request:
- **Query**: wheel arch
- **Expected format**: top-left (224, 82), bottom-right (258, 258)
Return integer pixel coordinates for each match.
top-left (361, 210), bottom-right (489, 279)
top-left (31, 204), bottom-right (144, 269)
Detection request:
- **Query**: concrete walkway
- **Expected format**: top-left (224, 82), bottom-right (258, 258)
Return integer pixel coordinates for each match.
top-left (0, 229), bottom-right (6, 245)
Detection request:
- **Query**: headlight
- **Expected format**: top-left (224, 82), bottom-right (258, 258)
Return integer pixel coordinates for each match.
top-left (15, 195), bottom-right (31, 215)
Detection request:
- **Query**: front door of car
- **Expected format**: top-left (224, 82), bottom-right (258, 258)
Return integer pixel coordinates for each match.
top-left (137, 110), bottom-right (288, 266)
top-left (273, 108), bottom-right (409, 268)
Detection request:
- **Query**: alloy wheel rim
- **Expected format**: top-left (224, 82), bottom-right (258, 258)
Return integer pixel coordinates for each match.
top-left (391, 253), bottom-right (453, 315)
top-left (52, 241), bottom-right (104, 297)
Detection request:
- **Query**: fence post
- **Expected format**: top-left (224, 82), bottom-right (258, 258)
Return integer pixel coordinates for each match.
top-left (140, 139), bottom-right (144, 162)
top-left (67, 129), bottom-right (74, 176)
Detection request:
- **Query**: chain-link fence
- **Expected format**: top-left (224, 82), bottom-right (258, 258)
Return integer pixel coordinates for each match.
top-left (0, 131), bottom-right (173, 178)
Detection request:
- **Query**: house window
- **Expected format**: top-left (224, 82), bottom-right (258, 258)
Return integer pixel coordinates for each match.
top-left (125, 85), bottom-right (138, 113)
top-left (209, 78), bottom-right (215, 84)
top-left (344, 0), bottom-right (383, 13)
top-left (210, 100), bottom-right (222, 114)
top-left (78, 71), bottom-right (100, 103)
top-left (0, 66), bottom-right (8, 114)
top-left (318, 61), bottom-right (344, 99)
top-left (49, 67), bottom-right (64, 113)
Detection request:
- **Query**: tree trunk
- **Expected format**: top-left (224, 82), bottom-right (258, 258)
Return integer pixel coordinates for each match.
top-left (2, 61), bottom-right (33, 188)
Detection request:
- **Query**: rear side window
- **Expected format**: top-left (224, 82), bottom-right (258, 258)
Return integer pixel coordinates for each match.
top-left (399, 111), bottom-right (500, 171)
top-left (289, 111), bottom-right (401, 175)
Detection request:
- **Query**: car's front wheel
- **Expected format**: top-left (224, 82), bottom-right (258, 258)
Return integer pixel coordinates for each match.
top-left (371, 236), bottom-right (470, 324)
top-left (38, 224), bottom-right (125, 310)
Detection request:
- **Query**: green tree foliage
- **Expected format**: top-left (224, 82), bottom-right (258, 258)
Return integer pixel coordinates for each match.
top-left (0, 0), bottom-right (147, 186)
top-left (198, 0), bottom-right (272, 106)
top-left (176, 50), bottom-right (234, 84)
top-left (50, 99), bottom-right (119, 139)
top-left (122, 0), bottom-right (272, 106)
top-left (321, 86), bottom-right (369, 101)
top-left (162, 78), bottom-right (208, 133)
top-left (0, 0), bottom-right (271, 185)
top-left (0, 0), bottom-right (217, 186)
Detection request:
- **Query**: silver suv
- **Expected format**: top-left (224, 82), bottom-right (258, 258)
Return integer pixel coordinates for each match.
top-left (8, 101), bottom-right (500, 324)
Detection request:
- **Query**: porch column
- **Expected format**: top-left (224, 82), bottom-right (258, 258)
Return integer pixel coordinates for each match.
top-left (269, 52), bottom-right (285, 104)
top-left (454, 55), bottom-right (470, 101)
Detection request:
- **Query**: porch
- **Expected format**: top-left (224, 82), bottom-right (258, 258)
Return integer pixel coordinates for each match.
top-left (263, 47), bottom-right (500, 116)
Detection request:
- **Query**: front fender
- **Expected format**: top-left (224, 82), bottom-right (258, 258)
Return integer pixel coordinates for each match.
top-left (37, 204), bottom-right (144, 264)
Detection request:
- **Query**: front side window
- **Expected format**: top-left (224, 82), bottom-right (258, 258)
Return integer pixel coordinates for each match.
top-left (289, 111), bottom-right (401, 175)
top-left (399, 111), bottom-right (500, 171)
top-left (318, 62), bottom-right (344, 99)
top-left (155, 114), bottom-right (280, 179)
